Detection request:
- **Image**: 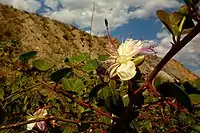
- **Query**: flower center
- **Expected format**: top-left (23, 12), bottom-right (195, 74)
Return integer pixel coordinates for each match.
top-left (116, 55), bottom-right (132, 64)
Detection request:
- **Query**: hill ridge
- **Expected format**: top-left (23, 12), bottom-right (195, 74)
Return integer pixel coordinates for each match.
top-left (0, 3), bottom-right (198, 82)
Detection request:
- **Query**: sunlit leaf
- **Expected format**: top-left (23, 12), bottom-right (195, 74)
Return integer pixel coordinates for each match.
top-left (189, 94), bottom-right (200, 104)
top-left (32, 59), bottom-right (54, 71)
top-left (169, 12), bottom-right (183, 35)
top-left (156, 10), bottom-right (184, 35)
top-left (62, 77), bottom-right (84, 93)
top-left (98, 55), bottom-right (108, 61)
top-left (156, 10), bottom-right (172, 33)
top-left (50, 68), bottom-right (72, 82)
top-left (19, 51), bottom-right (37, 62)
top-left (81, 59), bottom-right (98, 72)
top-left (0, 88), bottom-right (4, 100)
top-left (122, 94), bottom-right (129, 107)
top-left (133, 55), bottom-right (145, 66)
top-left (98, 86), bottom-right (110, 100)
top-left (78, 106), bottom-right (85, 113)
top-left (179, 5), bottom-right (189, 16)
top-left (153, 71), bottom-right (174, 88)
top-left (68, 53), bottom-right (89, 63)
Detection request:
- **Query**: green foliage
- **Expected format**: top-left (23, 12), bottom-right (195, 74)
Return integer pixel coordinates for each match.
top-left (81, 59), bottom-right (98, 72)
top-left (122, 94), bottom-right (129, 107)
top-left (98, 55), bottom-right (109, 61)
top-left (0, 88), bottom-right (4, 100)
top-left (133, 55), bottom-right (145, 66)
top-left (156, 10), bottom-right (194, 36)
top-left (156, 10), bottom-right (183, 35)
top-left (68, 53), bottom-right (89, 63)
top-left (50, 68), bottom-right (72, 82)
top-left (62, 77), bottom-right (84, 93)
top-left (32, 59), bottom-right (54, 71)
top-left (1, 1), bottom-right (200, 132)
top-left (181, 78), bottom-right (200, 104)
top-left (19, 51), bottom-right (37, 62)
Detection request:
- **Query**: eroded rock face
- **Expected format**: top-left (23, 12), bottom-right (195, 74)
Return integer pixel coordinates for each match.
top-left (0, 4), bottom-right (198, 82)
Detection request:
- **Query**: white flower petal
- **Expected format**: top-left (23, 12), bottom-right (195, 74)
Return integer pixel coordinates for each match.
top-left (107, 63), bottom-right (120, 78)
top-left (27, 120), bottom-right (36, 130)
top-left (118, 39), bottom-right (143, 57)
top-left (116, 61), bottom-right (136, 80)
top-left (33, 109), bottom-right (47, 117)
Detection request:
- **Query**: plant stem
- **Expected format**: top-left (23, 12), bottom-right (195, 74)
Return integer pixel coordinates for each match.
top-left (0, 116), bottom-right (111, 130)
top-left (33, 77), bottom-right (113, 120)
top-left (111, 23), bottom-right (200, 133)
top-left (147, 23), bottom-right (200, 82)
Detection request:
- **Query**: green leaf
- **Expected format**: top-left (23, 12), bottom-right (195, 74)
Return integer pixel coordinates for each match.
top-left (153, 71), bottom-right (174, 88)
top-left (156, 10), bottom-right (183, 35)
top-left (191, 78), bottom-right (200, 89)
top-left (19, 51), bottom-right (37, 62)
top-left (69, 53), bottom-right (89, 63)
top-left (81, 59), bottom-right (98, 72)
top-left (78, 106), bottom-right (85, 113)
top-left (32, 59), bottom-right (54, 71)
top-left (89, 83), bottom-right (107, 99)
top-left (179, 5), bottom-right (189, 16)
top-left (50, 68), bottom-right (72, 82)
top-left (169, 12), bottom-right (184, 35)
top-left (98, 86), bottom-right (124, 116)
top-left (181, 78), bottom-right (200, 95)
top-left (0, 88), bottom-right (4, 100)
top-left (122, 94), bottom-right (129, 107)
top-left (156, 10), bottom-right (172, 33)
top-left (98, 86), bottom-right (110, 100)
top-left (11, 74), bottom-right (25, 93)
top-left (157, 82), bottom-right (192, 112)
top-left (98, 55), bottom-right (108, 61)
top-left (189, 94), bottom-right (200, 104)
top-left (63, 128), bottom-right (71, 133)
top-left (62, 78), bottom-right (84, 93)
top-left (133, 55), bottom-right (145, 66)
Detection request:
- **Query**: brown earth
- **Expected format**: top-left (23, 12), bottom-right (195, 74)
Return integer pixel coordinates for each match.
top-left (0, 4), bottom-right (199, 83)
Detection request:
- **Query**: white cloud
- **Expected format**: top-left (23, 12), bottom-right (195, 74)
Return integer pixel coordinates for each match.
top-left (194, 69), bottom-right (200, 76)
top-left (0, 0), bottom-right (40, 13)
top-left (128, 0), bottom-right (181, 19)
top-left (0, 0), bottom-right (182, 35)
top-left (155, 28), bottom-right (200, 76)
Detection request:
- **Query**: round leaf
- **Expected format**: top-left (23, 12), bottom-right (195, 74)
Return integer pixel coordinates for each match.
top-left (98, 55), bottom-right (108, 61)
top-left (19, 51), bottom-right (37, 62)
top-left (81, 59), bottom-right (98, 72)
top-left (32, 59), bottom-right (54, 71)
top-left (189, 94), bottom-right (200, 104)
top-left (62, 78), bottom-right (84, 93)
top-left (68, 53), bottom-right (88, 63)
top-left (50, 68), bottom-right (72, 82)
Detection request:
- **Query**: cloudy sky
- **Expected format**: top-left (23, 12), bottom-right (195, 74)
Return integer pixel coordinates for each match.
top-left (0, 0), bottom-right (200, 76)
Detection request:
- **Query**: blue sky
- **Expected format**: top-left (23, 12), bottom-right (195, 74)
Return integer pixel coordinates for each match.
top-left (0, 0), bottom-right (200, 76)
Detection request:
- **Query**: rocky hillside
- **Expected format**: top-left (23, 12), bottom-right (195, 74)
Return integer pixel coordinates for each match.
top-left (0, 4), bottom-right (198, 82)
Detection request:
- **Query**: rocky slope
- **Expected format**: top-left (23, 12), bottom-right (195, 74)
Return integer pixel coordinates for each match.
top-left (0, 4), bottom-right (198, 82)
